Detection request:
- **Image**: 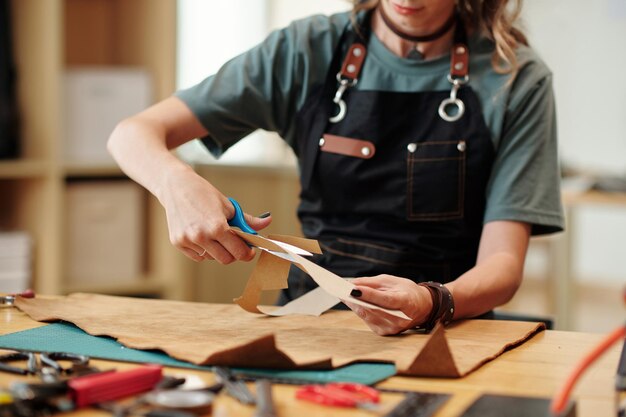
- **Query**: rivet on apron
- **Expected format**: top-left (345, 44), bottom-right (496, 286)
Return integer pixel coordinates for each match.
top-left (352, 47), bottom-right (362, 57)
top-left (457, 140), bottom-right (466, 152)
top-left (319, 138), bottom-right (325, 147)
top-left (347, 64), bottom-right (356, 73)
top-left (361, 147), bottom-right (370, 157)
top-left (455, 46), bottom-right (465, 54)
top-left (454, 62), bottom-right (464, 71)
top-left (407, 143), bottom-right (417, 153)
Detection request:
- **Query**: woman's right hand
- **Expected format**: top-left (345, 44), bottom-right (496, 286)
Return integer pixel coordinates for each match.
top-left (107, 97), bottom-right (272, 264)
top-left (159, 165), bottom-right (272, 263)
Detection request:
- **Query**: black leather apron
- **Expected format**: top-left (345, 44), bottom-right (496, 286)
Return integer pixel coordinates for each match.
top-left (279, 13), bottom-right (495, 305)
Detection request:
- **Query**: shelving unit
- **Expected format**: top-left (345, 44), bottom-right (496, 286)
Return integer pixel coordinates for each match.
top-left (3, 0), bottom-right (192, 299)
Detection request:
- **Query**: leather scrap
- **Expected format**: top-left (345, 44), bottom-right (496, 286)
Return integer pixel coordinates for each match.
top-left (15, 294), bottom-right (545, 377)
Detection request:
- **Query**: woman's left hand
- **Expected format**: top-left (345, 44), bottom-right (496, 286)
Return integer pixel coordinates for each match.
top-left (345, 275), bottom-right (433, 336)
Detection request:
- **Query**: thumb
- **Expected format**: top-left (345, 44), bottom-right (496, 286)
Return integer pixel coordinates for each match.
top-left (243, 211), bottom-right (272, 232)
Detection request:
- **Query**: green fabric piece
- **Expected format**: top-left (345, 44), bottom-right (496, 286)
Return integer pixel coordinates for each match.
top-left (0, 322), bottom-right (396, 385)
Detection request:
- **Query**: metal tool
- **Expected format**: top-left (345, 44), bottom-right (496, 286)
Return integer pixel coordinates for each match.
top-left (0, 351), bottom-right (38, 376)
top-left (214, 366), bottom-right (256, 405)
top-left (0, 350), bottom-right (95, 383)
top-left (253, 379), bottom-right (277, 417)
top-left (39, 352), bottom-right (95, 381)
top-left (381, 391), bottom-right (450, 417)
top-left (295, 382), bottom-right (380, 411)
top-left (0, 289), bottom-right (34, 307)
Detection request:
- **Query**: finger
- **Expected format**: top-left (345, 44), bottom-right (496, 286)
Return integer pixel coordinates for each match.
top-left (201, 240), bottom-right (236, 264)
top-left (243, 212), bottom-right (273, 232)
top-left (351, 276), bottom-right (396, 289)
top-left (355, 286), bottom-right (405, 310)
top-left (218, 229), bottom-right (256, 261)
top-left (180, 247), bottom-right (206, 262)
top-left (178, 240), bottom-right (208, 259)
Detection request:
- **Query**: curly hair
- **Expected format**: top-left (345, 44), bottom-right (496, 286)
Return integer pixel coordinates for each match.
top-left (352, 0), bottom-right (528, 79)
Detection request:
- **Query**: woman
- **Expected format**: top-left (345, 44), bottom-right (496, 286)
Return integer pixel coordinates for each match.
top-left (107, 0), bottom-right (563, 335)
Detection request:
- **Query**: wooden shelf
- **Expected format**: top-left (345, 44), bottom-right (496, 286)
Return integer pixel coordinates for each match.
top-left (4, 0), bottom-right (185, 300)
top-left (63, 162), bottom-right (124, 178)
top-left (0, 160), bottom-right (50, 179)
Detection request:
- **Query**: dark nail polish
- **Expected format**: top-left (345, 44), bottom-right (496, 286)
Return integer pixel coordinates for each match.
top-left (350, 289), bottom-right (362, 298)
top-left (258, 211), bottom-right (271, 218)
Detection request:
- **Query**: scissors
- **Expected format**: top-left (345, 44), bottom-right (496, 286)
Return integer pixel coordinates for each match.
top-left (228, 197), bottom-right (257, 235)
top-left (0, 350), bottom-right (92, 380)
top-left (227, 198), bottom-right (314, 262)
top-left (295, 382), bottom-right (380, 410)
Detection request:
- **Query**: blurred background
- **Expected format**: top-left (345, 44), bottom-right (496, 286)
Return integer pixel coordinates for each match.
top-left (0, 0), bottom-right (624, 333)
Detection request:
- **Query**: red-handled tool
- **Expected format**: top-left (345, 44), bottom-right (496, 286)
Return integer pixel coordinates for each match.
top-left (68, 364), bottom-right (163, 408)
top-left (295, 382), bottom-right (380, 410)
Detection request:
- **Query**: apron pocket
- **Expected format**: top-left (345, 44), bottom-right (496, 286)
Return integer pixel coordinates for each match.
top-left (406, 140), bottom-right (466, 221)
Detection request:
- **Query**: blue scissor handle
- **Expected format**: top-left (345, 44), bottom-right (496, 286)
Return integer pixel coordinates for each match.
top-left (227, 197), bottom-right (258, 235)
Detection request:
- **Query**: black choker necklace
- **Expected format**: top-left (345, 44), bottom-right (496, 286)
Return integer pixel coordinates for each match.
top-left (379, 6), bottom-right (457, 43)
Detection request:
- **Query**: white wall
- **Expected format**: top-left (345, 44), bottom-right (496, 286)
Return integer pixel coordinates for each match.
top-left (523, 0), bottom-right (626, 285)
top-left (176, 0), bottom-right (350, 166)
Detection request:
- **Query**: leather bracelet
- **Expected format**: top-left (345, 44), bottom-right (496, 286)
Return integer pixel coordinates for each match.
top-left (415, 281), bottom-right (455, 332)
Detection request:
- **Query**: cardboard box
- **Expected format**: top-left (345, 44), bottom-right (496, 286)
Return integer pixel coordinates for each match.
top-left (65, 181), bottom-right (144, 285)
top-left (63, 67), bottom-right (152, 163)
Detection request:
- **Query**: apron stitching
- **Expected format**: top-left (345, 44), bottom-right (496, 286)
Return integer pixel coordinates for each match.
top-left (320, 242), bottom-right (448, 269)
top-left (406, 151), bottom-right (465, 219)
top-left (335, 237), bottom-right (406, 253)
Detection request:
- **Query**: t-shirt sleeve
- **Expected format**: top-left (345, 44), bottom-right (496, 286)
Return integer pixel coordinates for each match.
top-left (483, 70), bottom-right (564, 235)
top-left (174, 15), bottom-right (342, 158)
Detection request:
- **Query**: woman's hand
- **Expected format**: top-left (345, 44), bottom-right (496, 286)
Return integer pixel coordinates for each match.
top-left (345, 275), bottom-right (433, 336)
top-left (159, 166), bottom-right (272, 263)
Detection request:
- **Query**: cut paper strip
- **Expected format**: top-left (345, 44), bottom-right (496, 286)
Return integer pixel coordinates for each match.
top-left (232, 229), bottom-right (410, 320)
top-left (258, 287), bottom-right (341, 316)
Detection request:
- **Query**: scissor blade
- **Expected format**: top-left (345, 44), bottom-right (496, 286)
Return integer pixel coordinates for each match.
top-left (266, 238), bottom-right (313, 257)
top-left (260, 248), bottom-right (298, 262)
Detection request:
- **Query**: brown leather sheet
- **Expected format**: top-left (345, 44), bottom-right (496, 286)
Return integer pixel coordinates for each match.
top-left (16, 293), bottom-right (544, 377)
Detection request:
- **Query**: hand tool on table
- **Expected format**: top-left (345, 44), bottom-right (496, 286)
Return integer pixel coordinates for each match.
top-left (253, 379), bottom-right (278, 417)
top-left (9, 363), bottom-right (163, 415)
top-left (214, 366), bottom-right (256, 405)
top-left (0, 350), bottom-right (94, 381)
top-left (98, 375), bottom-right (212, 417)
top-left (381, 391), bottom-right (451, 417)
top-left (0, 289), bottom-right (34, 307)
top-left (295, 382), bottom-right (380, 411)
top-left (0, 351), bottom-right (38, 376)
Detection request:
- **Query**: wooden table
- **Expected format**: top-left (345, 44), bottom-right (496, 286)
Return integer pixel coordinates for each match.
top-left (1, 305), bottom-right (621, 417)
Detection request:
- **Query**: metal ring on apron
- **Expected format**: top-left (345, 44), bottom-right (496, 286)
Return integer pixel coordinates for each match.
top-left (438, 74), bottom-right (468, 122)
top-left (329, 73), bottom-right (357, 123)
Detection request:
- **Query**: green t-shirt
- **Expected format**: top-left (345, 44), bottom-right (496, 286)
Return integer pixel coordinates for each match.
top-left (176, 12), bottom-right (564, 235)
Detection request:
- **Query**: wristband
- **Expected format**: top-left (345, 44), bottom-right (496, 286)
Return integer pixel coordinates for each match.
top-left (415, 281), bottom-right (455, 332)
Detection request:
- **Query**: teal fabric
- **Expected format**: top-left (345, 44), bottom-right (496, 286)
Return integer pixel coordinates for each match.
top-left (0, 322), bottom-right (396, 385)
top-left (175, 11), bottom-right (563, 235)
